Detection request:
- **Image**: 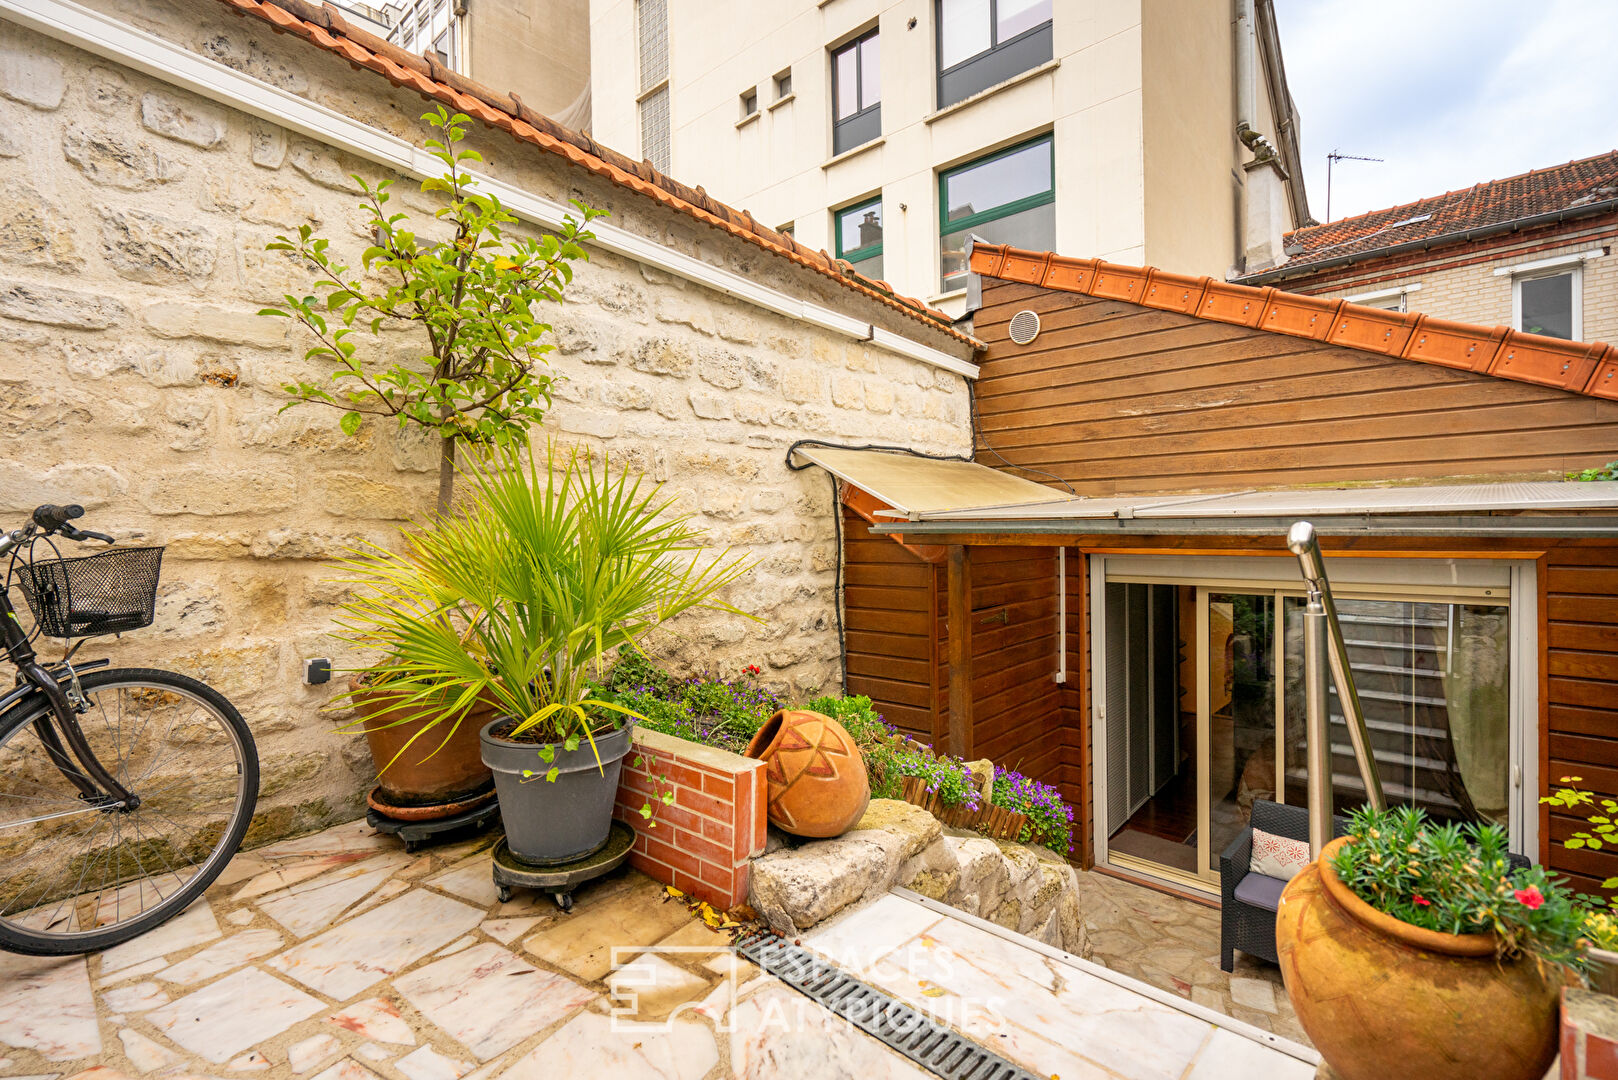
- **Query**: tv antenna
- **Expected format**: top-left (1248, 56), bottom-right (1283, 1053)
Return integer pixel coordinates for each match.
top-left (1326, 150), bottom-right (1384, 221)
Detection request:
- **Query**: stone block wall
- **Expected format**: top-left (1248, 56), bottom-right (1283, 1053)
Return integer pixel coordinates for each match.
top-left (0, 1), bottom-right (973, 845)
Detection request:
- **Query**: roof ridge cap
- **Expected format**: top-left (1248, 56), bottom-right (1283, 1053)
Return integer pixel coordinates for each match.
top-left (968, 242), bottom-right (1618, 404)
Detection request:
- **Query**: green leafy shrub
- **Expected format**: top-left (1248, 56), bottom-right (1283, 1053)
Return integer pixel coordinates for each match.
top-left (263, 107), bottom-right (603, 514)
top-left (597, 659), bottom-right (783, 754)
top-left (1542, 777), bottom-right (1618, 888)
top-left (1569, 462), bottom-right (1618, 482)
top-left (599, 657), bottom-right (1078, 853)
top-left (1333, 805), bottom-right (1589, 970)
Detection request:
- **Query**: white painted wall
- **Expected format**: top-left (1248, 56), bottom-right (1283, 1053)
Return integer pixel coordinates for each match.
top-left (591, 0), bottom-right (1160, 315)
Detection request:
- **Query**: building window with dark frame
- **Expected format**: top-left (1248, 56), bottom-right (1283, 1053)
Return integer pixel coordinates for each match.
top-left (938, 134), bottom-right (1054, 292)
top-left (831, 28), bottom-right (880, 156)
top-left (1514, 267), bottom-right (1580, 340)
top-left (936, 0), bottom-right (1052, 110)
top-left (835, 197), bottom-right (884, 281)
top-left (740, 88), bottom-right (758, 119)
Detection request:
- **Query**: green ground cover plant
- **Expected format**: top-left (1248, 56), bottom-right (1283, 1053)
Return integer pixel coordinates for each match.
top-left (597, 656), bottom-right (1076, 853)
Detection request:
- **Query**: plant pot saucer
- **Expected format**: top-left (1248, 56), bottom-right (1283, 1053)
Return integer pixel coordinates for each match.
top-left (490, 819), bottom-right (635, 911)
top-left (366, 797), bottom-right (501, 853)
top-left (367, 782), bottom-right (496, 821)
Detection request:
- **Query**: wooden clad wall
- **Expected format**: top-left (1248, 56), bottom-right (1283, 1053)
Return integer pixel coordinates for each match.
top-left (840, 505), bottom-right (941, 743)
top-left (1546, 544), bottom-right (1618, 895)
top-left (971, 279), bottom-right (1618, 495)
top-left (967, 547), bottom-right (1063, 782)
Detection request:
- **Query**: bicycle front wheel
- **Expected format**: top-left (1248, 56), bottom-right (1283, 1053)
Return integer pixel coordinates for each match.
top-left (0, 667), bottom-right (258, 955)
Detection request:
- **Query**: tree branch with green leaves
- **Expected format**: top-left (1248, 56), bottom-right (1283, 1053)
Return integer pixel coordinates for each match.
top-left (260, 106), bottom-right (605, 514)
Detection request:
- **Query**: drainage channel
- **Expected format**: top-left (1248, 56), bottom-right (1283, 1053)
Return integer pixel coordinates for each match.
top-left (734, 930), bottom-right (1040, 1080)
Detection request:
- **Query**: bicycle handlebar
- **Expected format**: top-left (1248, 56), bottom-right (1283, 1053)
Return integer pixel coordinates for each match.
top-left (24, 504), bottom-right (113, 545)
top-left (32, 504), bottom-right (83, 532)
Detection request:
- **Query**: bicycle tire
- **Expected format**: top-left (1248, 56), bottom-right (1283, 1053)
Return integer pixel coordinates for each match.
top-left (0, 667), bottom-right (259, 956)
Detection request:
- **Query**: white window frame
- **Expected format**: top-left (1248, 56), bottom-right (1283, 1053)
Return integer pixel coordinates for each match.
top-left (1088, 553), bottom-right (1539, 893)
top-left (1511, 264), bottom-right (1583, 341)
top-left (1343, 282), bottom-right (1421, 313)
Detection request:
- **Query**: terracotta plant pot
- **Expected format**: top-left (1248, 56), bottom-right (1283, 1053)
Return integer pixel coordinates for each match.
top-left (745, 709), bottom-right (869, 838)
top-left (351, 676), bottom-right (496, 813)
top-left (1277, 835), bottom-right (1561, 1080)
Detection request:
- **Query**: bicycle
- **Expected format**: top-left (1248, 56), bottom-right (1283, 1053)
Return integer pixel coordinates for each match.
top-left (0, 503), bottom-right (259, 955)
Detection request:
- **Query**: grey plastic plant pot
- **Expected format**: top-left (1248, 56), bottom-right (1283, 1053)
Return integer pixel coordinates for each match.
top-left (479, 717), bottom-right (633, 866)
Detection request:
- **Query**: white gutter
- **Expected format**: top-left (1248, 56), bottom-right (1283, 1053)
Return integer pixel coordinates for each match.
top-left (1, 0), bottom-right (980, 380)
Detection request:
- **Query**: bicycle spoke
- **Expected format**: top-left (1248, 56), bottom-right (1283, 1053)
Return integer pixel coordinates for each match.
top-left (0, 674), bottom-right (253, 946)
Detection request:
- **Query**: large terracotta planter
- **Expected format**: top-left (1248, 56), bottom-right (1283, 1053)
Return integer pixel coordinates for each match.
top-left (351, 676), bottom-right (495, 811)
top-left (745, 709), bottom-right (869, 838)
top-left (1276, 836), bottom-right (1561, 1080)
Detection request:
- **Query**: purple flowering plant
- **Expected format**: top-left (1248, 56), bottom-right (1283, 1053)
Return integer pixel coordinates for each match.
top-left (992, 766), bottom-right (1075, 853)
top-left (597, 654), bottom-right (1077, 854)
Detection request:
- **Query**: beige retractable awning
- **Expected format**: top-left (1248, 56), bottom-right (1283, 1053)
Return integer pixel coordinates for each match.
top-left (788, 445), bottom-right (1073, 517)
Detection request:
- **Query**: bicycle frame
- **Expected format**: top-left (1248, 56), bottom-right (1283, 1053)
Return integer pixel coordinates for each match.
top-left (0, 539), bottom-right (136, 808)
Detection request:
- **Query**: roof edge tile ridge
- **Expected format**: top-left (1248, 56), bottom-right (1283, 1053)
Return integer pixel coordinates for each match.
top-left (231, 0), bottom-right (976, 348)
top-left (969, 243), bottom-right (1618, 403)
top-left (1286, 147), bottom-right (1618, 240)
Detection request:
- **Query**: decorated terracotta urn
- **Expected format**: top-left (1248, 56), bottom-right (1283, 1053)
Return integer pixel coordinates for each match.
top-left (745, 709), bottom-right (870, 838)
top-left (1277, 836), bottom-right (1561, 1080)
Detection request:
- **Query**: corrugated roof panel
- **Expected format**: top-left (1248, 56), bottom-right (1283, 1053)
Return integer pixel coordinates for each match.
top-left (906, 481), bottom-right (1618, 523)
top-left (790, 446), bottom-right (1071, 516)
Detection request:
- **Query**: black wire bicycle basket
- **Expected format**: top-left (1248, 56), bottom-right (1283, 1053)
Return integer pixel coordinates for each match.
top-left (14, 546), bottom-right (164, 638)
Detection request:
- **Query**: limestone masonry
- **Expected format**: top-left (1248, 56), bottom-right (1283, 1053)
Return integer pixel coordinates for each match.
top-left (0, 0), bottom-right (974, 844)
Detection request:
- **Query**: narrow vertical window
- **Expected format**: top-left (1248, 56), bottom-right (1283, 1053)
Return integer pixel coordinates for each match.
top-left (636, 0), bottom-right (671, 172)
top-left (830, 28), bottom-right (881, 156)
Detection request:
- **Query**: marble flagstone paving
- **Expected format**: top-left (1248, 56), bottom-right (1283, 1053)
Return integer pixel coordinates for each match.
top-left (0, 814), bottom-right (1327, 1080)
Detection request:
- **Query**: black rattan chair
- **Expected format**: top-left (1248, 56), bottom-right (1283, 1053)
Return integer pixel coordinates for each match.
top-left (1219, 799), bottom-right (1531, 971)
top-left (1219, 800), bottom-right (1345, 972)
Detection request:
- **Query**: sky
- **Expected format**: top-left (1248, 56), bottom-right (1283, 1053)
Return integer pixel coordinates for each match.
top-left (1273, 0), bottom-right (1618, 223)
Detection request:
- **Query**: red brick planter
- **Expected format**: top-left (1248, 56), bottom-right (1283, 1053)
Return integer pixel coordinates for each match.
top-left (612, 728), bottom-right (767, 910)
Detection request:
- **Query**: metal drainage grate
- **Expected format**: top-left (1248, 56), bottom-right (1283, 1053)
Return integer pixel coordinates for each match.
top-left (734, 931), bottom-right (1040, 1080)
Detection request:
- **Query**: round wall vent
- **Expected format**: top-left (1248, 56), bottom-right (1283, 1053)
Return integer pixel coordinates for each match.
top-left (1008, 309), bottom-right (1041, 345)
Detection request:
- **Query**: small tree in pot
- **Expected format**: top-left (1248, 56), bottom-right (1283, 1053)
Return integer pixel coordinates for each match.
top-left (262, 106), bottom-right (602, 516)
top-left (335, 442), bottom-right (754, 863)
top-left (265, 107), bottom-right (601, 810)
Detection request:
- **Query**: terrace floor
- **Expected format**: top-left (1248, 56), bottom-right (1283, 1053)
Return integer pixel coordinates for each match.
top-left (0, 817), bottom-right (1318, 1080)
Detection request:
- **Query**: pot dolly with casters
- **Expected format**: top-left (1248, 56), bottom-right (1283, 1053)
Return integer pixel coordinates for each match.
top-left (0, 503), bottom-right (259, 956)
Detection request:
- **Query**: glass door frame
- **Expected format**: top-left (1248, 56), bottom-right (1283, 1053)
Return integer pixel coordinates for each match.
top-left (1090, 553), bottom-right (1539, 895)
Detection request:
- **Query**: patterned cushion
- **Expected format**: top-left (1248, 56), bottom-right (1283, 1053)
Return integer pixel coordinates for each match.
top-left (1249, 828), bottom-right (1312, 881)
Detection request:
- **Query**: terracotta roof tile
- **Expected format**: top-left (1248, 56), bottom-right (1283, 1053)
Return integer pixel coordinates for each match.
top-left (970, 242), bottom-right (1618, 402)
top-left (211, 0), bottom-right (977, 349)
top-left (1257, 150), bottom-right (1618, 275)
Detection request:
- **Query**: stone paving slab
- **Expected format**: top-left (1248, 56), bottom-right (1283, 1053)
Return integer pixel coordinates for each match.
top-left (0, 815), bottom-right (1319, 1080)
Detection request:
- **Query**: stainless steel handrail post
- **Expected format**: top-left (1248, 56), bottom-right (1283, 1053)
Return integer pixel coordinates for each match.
top-left (1288, 522), bottom-right (1386, 854)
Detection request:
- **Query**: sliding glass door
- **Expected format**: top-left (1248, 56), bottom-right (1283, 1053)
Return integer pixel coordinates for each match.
top-left (1095, 555), bottom-right (1528, 892)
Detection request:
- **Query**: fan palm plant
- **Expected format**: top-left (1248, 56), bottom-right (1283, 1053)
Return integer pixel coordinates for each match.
top-left (333, 441), bottom-right (755, 776)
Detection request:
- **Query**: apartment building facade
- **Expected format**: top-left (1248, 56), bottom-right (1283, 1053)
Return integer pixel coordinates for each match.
top-left (333, 0), bottom-right (593, 128)
top-left (1237, 151), bottom-right (1618, 345)
top-left (590, 0), bottom-right (1311, 317)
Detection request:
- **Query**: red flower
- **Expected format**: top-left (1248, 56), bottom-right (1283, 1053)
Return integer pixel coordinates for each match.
top-left (1413, 895), bottom-right (1430, 907)
top-left (1514, 885), bottom-right (1545, 910)
top-left (744, 664), bottom-right (762, 676)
